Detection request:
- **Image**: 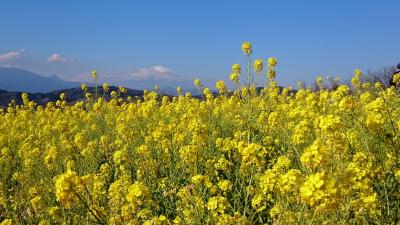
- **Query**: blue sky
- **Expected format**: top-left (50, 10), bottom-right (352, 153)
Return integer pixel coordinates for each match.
top-left (0, 0), bottom-right (399, 89)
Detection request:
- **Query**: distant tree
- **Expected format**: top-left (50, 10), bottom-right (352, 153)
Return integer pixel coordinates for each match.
top-left (365, 66), bottom-right (397, 87)
top-left (309, 75), bottom-right (342, 91)
top-left (326, 75), bottom-right (341, 90)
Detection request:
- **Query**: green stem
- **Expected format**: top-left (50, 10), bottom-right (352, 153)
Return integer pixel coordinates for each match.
top-left (247, 55), bottom-right (251, 88)
top-left (95, 78), bottom-right (99, 100)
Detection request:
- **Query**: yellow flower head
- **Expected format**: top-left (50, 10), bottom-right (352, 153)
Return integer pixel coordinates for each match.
top-left (127, 181), bottom-right (150, 200)
top-left (111, 91), bottom-right (118, 98)
top-left (217, 180), bottom-right (232, 192)
top-left (242, 41), bottom-right (252, 55)
top-left (118, 86), bottom-right (127, 93)
top-left (22, 92), bottom-right (29, 105)
top-left (232, 64), bottom-right (241, 74)
top-left (267, 57), bottom-right (278, 67)
top-left (351, 69), bottom-right (362, 88)
top-left (316, 76), bottom-right (323, 86)
top-left (54, 170), bottom-right (82, 208)
top-left (91, 70), bottom-right (98, 79)
top-left (59, 93), bottom-right (66, 101)
top-left (230, 72), bottom-right (240, 83)
top-left (393, 73), bottom-right (400, 84)
top-left (300, 172), bottom-right (325, 206)
top-left (194, 79), bottom-right (201, 87)
top-left (354, 68), bottom-right (362, 78)
top-left (81, 83), bottom-right (88, 92)
top-left (103, 83), bottom-right (109, 92)
top-left (374, 82), bottom-right (382, 89)
top-left (253, 59), bottom-right (263, 73)
top-left (267, 70), bottom-right (276, 81)
top-left (176, 86), bottom-right (182, 94)
top-left (215, 80), bottom-right (226, 93)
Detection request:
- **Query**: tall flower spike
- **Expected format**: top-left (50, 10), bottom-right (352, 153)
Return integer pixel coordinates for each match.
top-left (232, 64), bottom-right (241, 74)
top-left (103, 83), bottom-right (109, 92)
top-left (194, 79), bottom-right (201, 87)
top-left (91, 70), bottom-right (98, 79)
top-left (242, 42), bottom-right (252, 55)
top-left (254, 59), bottom-right (263, 74)
top-left (242, 42), bottom-right (252, 87)
top-left (266, 57), bottom-right (278, 81)
top-left (267, 57), bottom-right (278, 67)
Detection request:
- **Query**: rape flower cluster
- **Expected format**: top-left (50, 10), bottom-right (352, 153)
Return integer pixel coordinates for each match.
top-left (1, 42), bottom-right (400, 224)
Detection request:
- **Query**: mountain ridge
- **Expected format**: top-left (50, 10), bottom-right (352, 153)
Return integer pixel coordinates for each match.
top-left (0, 67), bottom-right (83, 93)
top-left (0, 86), bottom-right (146, 108)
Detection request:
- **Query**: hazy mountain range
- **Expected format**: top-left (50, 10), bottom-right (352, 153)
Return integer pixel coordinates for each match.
top-left (0, 68), bottom-right (144, 108)
top-left (0, 67), bottom-right (199, 95)
top-left (0, 67), bottom-right (85, 93)
top-left (0, 68), bottom-right (198, 108)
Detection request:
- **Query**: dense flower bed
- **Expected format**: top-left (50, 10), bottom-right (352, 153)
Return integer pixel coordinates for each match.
top-left (1, 43), bottom-right (400, 224)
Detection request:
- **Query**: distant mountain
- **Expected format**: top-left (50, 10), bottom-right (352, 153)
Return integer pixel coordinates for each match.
top-left (0, 68), bottom-right (83, 93)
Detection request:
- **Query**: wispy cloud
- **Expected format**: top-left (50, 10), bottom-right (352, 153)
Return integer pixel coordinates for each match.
top-left (131, 65), bottom-right (175, 80)
top-left (47, 53), bottom-right (74, 63)
top-left (0, 50), bottom-right (25, 62)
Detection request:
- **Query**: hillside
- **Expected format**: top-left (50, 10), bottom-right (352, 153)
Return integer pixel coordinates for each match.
top-left (0, 86), bottom-right (144, 108)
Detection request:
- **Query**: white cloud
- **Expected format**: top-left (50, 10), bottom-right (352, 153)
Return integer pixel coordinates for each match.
top-left (131, 65), bottom-right (174, 80)
top-left (47, 53), bottom-right (74, 63)
top-left (0, 50), bottom-right (24, 62)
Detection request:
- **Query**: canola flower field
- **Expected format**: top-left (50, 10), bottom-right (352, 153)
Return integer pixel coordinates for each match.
top-left (1, 43), bottom-right (400, 225)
